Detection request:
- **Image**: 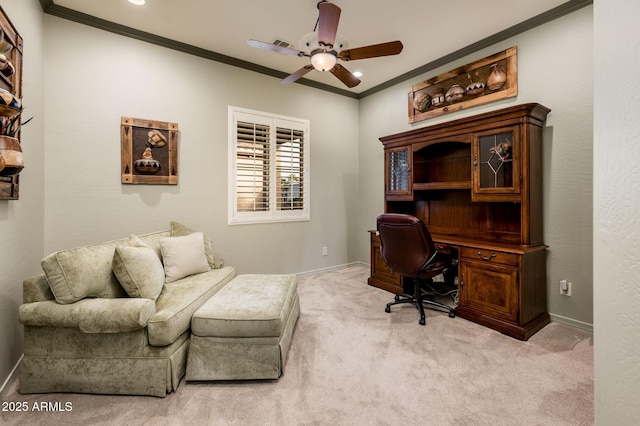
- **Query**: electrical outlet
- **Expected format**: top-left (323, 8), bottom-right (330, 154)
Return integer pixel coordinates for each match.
top-left (322, 246), bottom-right (328, 256)
top-left (560, 279), bottom-right (572, 296)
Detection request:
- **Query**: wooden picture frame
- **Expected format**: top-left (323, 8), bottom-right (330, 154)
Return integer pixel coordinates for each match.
top-left (0, 6), bottom-right (23, 200)
top-left (408, 46), bottom-right (517, 123)
top-left (121, 117), bottom-right (178, 185)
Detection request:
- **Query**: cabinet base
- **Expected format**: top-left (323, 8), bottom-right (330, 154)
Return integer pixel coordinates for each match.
top-left (454, 306), bottom-right (550, 341)
top-left (368, 277), bottom-right (402, 295)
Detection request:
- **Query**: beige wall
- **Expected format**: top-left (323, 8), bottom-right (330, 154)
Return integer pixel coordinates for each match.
top-left (42, 15), bottom-right (360, 276)
top-left (357, 6), bottom-right (594, 328)
top-left (593, 0), bottom-right (640, 422)
top-left (0, 0), bottom-right (44, 391)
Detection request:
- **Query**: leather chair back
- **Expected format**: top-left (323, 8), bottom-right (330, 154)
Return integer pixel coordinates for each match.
top-left (376, 213), bottom-right (437, 279)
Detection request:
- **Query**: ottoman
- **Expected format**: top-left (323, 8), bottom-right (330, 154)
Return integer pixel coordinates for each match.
top-left (186, 274), bottom-right (300, 381)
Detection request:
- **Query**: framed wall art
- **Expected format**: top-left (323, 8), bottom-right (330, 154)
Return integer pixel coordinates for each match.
top-left (121, 116), bottom-right (178, 185)
top-left (408, 46), bottom-right (517, 123)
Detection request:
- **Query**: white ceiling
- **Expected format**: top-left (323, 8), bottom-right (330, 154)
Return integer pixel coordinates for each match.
top-left (52, 0), bottom-right (573, 94)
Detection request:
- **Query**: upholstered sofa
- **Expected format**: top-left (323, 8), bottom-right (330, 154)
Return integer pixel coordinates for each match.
top-left (18, 222), bottom-right (236, 397)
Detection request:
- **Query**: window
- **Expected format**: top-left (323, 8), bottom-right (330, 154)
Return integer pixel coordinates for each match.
top-left (228, 106), bottom-right (310, 224)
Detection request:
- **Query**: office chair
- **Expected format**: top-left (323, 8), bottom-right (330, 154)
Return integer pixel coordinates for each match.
top-left (376, 213), bottom-right (458, 325)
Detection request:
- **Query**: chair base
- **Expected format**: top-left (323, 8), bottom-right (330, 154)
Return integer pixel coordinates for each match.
top-left (384, 280), bottom-right (456, 325)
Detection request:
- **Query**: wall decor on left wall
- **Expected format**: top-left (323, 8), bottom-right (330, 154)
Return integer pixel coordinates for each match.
top-left (0, 5), bottom-right (23, 200)
top-left (121, 116), bottom-right (178, 185)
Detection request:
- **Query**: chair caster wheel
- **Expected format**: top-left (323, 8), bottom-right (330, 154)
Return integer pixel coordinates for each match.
top-left (394, 295), bottom-right (400, 301)
top-left (385, 306), bottom-right (391, 313)
top-left (448, 311), bottom-right (456, 318)
top-left (419, 318), bottom-right (426, 325)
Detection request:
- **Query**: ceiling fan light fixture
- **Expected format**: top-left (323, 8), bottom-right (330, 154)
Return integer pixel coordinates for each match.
top-left (311, 52), bottom-right (337, 72)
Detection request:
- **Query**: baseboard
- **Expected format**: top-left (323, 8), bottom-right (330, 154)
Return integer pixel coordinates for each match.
top-left (549, 313), bottom-right (593, 332)
top-left (0, 355), bottom-right (22, 401)
top-left (296, 261), bottom-right (367, 277)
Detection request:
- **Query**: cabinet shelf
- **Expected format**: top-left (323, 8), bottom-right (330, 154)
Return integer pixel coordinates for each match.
top-left (413, 181), bottom-right (471, 191)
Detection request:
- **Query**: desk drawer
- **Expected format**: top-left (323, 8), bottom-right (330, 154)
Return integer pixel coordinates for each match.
top-left (460, 247), bottom-right (519, 266)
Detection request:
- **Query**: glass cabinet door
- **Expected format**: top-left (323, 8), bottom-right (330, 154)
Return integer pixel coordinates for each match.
top-left (472, 126), bottom-right (520, 200)
top-left (385, 147), bottom-right (412, 197)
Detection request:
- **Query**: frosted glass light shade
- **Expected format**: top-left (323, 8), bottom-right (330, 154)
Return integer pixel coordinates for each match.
top-left (311, 52), bottom-right (337, 72)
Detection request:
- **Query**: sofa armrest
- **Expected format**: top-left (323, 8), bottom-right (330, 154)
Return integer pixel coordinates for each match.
top-left (23, 274), bottom-right (55, 303)
top-left (19, 298), bottom-right (156, 333)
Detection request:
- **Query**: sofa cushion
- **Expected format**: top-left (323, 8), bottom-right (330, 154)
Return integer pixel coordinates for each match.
top-left (41, 231), bottom-right (169, 305)
top-left (170, 221), bottom-right (217, 268)
top-left (160, 232), bottom-right (211, 283)
top-left (42, 242), bottom-right (127, 304)
top-left (112, 236), bottom-right (165, 300)
top-left (147, 266), bottom-right (236, 346)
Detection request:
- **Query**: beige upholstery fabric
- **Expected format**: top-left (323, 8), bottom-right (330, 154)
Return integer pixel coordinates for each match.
top-left (186, 274), bottom-right (300, 381)
top-left (112, 236), bottom-right (165, 300)
top-left (160, 233), bottom-right (211, 283)
top-left (147, 266), bottom-right (236, 346)
top-left (192, 274), bottom-right (298, 338)
top-left (20, 326), bottom-right (190, 397)
top-left (41, 242), bottom-right (127, 304)
top-left (19, 298), bottom-right (156, 333)
top-left (40, 231), bottom-right (169, 305)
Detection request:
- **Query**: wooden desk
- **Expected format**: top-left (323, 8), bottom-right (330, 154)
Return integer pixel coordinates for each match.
top-left (369, 104), bottom-right (551, 340)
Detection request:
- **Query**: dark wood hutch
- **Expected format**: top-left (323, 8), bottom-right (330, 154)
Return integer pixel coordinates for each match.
top-left (369, 103), bottom-right (551, 340)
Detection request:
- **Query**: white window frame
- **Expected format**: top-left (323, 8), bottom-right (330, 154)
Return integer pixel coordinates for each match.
top-left (228, 106), bottom-right (310, 225)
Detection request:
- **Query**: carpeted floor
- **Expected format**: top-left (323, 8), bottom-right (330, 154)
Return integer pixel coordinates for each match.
top-left (1, 265), bottom-right (594, 425)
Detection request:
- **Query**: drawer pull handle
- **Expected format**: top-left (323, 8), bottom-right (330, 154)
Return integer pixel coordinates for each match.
top-left (477, 251), bottom-right (497, 261)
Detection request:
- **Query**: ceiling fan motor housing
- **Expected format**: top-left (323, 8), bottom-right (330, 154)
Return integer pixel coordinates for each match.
top-left (299, 32), bottom-right (348, 54)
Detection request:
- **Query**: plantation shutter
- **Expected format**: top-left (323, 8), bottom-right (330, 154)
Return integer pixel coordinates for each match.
top-left (229, 106), bottom-right (309, 224)
top-left (276, 127), bottom-right (305, 211)
top-left (236, 121), bottom-right (270, 212)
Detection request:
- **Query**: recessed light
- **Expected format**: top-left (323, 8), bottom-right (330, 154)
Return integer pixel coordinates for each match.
top-left (128, 0), bottom-right (146, 5)
top-left (353, 71), bottom-right (363, 78)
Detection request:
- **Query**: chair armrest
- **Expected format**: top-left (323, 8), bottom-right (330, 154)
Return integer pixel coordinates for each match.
top-left (19, 298), bottom-right (156, 333)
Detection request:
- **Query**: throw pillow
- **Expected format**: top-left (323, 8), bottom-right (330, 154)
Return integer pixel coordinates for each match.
top-left (160, 232), bottom-right (211, 283)
top-left (112, 235), bottom-right (166, 300)
top-left (170, 221), bottom-right (217, 268)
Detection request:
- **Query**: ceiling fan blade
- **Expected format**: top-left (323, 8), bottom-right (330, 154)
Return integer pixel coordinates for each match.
top-left (318, 2), bottom-right (341, 48)
top-left (281, 65), bottom-right (315, 84)
top-left (338, 40), bottom-right (404, 61)
top-left (330, 64), bottom-right (361, 88)
top-left (247, 39), bottom-right (309, 57)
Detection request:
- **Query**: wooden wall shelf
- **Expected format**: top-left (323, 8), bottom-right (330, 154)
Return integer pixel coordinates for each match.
top-left (408, 47), bottom-right (517, 124)
top-left (0, 6), bottom-right (23, 200)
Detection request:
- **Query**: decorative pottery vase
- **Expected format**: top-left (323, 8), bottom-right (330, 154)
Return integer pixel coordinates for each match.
top-left (487, 63), bottom-right (507, 91)
top-left (445, 84), bottom-right (465, 102)
top-left (0, 135), bottom-right (23, 176)
top-left (413, 92), bottom-right (431, 112)
top-left (431, 91), bottom-right (446, 107)
top-left (466, 80), bottom-right (485, 96)
top-left (0, 87), bottom-right (21, 116)
top-left (134, 158), bottom-right (161, 174)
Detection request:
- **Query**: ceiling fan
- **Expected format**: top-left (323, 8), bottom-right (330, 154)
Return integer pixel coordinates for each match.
top-left (247, 1), bottom-right (403, 88)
